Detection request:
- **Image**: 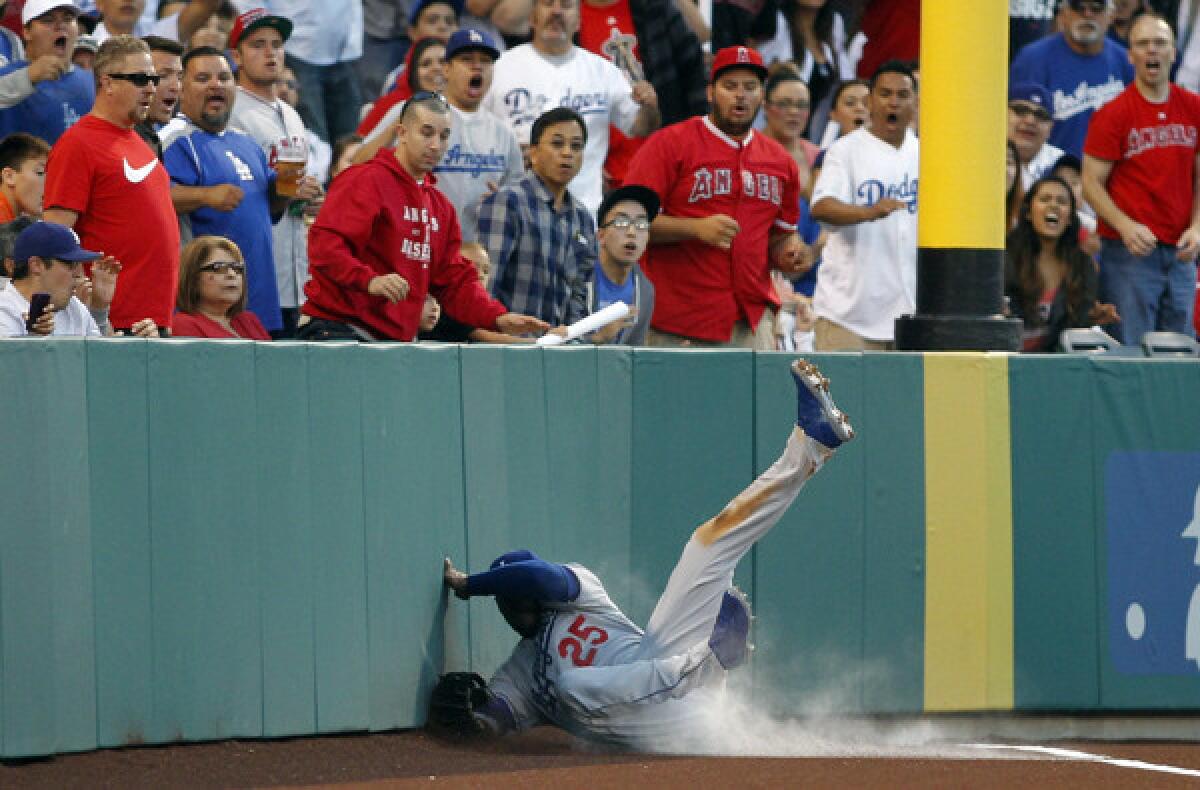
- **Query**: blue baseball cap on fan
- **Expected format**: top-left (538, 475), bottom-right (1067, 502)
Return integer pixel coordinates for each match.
top-left (1009, 81), bottom-right (1052, 108)
top-left (445, 28), bottom-right (500, 61)
top-left (14, 222), bottom-right (102, 265)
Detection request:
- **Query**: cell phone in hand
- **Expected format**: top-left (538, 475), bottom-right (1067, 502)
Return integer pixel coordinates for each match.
top-left (25, 292), bottom-right (50, 333)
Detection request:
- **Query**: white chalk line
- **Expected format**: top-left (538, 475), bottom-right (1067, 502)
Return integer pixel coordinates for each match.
top-left (968, 743), bottom-right (1200, 778)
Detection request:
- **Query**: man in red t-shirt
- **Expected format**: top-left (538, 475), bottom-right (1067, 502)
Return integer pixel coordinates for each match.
top-left (625, 46), bottom-right (812, 349)
top-left (1083, 12), bottom-right (1200, 344)
top-left (43, 34), bottom-right (179, 334)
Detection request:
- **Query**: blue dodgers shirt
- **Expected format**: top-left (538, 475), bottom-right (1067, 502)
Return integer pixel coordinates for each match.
top-left (0, 61), bottom-right (93, 144)
top-left (1010, 33), bottom-right (1132, 158)
top-left (162, 120), bottom-right (282, 331)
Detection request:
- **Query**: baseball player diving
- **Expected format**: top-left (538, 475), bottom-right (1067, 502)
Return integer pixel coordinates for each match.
top-left (437, 359), bottom-right (854, 750)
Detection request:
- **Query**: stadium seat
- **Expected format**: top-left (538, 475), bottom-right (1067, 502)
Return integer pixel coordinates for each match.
top-left (1141, 332), bottom-right (1199, 358)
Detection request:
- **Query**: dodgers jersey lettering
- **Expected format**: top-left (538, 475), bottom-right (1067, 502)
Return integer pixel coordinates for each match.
top-left (811, 126), bottom-right (919, 342)
top-left (1010, 32), bottom-right (1133, 157)
top-left (484, 43), bottom-right (641, 215)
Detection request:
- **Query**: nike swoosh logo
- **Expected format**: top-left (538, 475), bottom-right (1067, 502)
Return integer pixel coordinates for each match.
top-left (123, 157), bottom-right (157, 184)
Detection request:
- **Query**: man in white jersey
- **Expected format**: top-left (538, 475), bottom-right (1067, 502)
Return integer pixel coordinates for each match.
top-left (440, 357), bottom-right (854, 750)
top-left (811, 60), bottom-right (919, 351)
top-left (481, 0), bottom-right (660, 216)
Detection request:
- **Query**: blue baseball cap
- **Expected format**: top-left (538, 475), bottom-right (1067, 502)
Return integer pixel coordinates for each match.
top-left (1009, 81), bottom-right (1052, 108)
top-left (445, 28), bottom-right (499, 61)
top-left (14, 222), bottom-right (101, 265)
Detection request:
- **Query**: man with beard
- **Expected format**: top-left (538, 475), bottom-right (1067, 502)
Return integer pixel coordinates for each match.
top-left (1011, 0), bottom-right (1133, 157)
top-left (0, 0), bottom-right (94, 144)
top-left (483, 0), bottom-right (660, 216)
top-left (161, 46), bottom-right (283, 333)
top-left (134, 35), bottom-right (183, 159)
top-left (1083, 12), bottom-right (1200, 343)
top-left (809, 60), bottom-right (918, 352)
top-left (624, 46), bottom-right (811, 349)
top-left (43, 35), bottom-right (179, 334)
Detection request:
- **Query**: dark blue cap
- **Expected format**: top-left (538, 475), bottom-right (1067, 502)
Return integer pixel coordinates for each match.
top-left (1009, 81), bottom-right (1052, 108)
top-left (14, 221), bottom-right (101, 265)
top-left (445, 27), bottom-right (499, 60)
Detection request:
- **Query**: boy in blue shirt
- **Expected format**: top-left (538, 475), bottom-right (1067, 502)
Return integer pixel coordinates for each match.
top-left (586, 184), bottom-right (658, 345)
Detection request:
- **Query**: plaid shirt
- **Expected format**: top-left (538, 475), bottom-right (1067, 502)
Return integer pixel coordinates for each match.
top-left (479, 173), bottom-right (597, 326)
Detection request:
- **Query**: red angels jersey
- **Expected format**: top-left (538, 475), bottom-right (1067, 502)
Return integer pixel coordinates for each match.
top-left (1084, 83), bottom-right (1200, 246)
top-left (627, 116), bottom-right (800, 342)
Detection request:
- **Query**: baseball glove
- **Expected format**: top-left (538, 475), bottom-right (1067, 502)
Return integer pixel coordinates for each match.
top-left (428, 672), bottom-right (492, 735)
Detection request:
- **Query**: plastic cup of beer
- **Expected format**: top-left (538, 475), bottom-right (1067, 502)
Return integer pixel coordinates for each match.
top-left (275, 139), bottom-right (306, 198)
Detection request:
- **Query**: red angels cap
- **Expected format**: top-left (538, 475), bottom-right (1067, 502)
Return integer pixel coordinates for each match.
top-left (229, 8), bottom-right (294, 48)
top-left (709, 46), bottom-right (768, 83)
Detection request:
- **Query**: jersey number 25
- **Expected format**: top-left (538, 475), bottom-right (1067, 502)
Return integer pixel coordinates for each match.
top-left (558, 614), bottom-right (609, 667)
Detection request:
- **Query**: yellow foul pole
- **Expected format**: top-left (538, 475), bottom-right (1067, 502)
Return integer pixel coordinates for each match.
top-left (894, 0), bottom-right (1022, 350)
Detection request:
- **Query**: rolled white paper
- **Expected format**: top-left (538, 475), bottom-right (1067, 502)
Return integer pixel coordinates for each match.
top-left (536, 301), bottom-right (630, 346)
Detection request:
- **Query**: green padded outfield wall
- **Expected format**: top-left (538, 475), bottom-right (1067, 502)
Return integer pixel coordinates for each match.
top-left (2, 341), bottom-right (1200, 758)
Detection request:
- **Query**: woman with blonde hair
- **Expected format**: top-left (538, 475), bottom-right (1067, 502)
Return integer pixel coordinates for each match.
top-left (172, 236), bottom-right (271, 339)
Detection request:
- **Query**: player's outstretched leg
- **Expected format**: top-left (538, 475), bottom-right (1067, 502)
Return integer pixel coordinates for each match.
top-left (791, 358), bottom-right (854, 448)
top-left (640, 359), bottom-right (854, 661)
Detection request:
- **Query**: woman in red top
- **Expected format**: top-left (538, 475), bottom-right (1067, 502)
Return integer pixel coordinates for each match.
top-left (172, 236), bottom-right (271, 340)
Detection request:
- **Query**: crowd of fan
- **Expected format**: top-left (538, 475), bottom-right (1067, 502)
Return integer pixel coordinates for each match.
top-left (0, 0), bottom-right (1196, 351)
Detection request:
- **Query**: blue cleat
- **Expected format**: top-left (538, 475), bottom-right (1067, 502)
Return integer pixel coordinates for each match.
top-left (790, 359), bottom-right (854, 449)
top-left (709, 587), bottom-right (753, 670)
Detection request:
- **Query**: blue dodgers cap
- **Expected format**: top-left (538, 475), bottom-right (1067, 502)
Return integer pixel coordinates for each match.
top-left (14, 222), bottom-right (102, 265)
top-left (445, 28), bottom-right (499, 61)
top-left (409, 0), bottom-right (464, 26)
top-left (490, 550), bottom-right (539, 570)
top-left (1008, 81), bottom-right (1052, 108)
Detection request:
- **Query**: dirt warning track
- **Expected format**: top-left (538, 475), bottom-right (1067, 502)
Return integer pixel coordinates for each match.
top-left (4, 727), bottom-right (1200, 789)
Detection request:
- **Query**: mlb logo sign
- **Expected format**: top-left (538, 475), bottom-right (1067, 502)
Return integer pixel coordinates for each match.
top-left (1106, 452), bottom-right (1200, 675)
top-left (737, 47), bottom-right (750, 63)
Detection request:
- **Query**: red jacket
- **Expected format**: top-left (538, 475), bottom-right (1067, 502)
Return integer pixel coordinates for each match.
top-left (303, 149), bottom-right (506, 340)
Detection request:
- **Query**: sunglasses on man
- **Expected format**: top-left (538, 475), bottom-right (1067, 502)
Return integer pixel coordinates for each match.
top-left (108, 72), bottom-right (162, 87)
top-left (1066, 0), bottom-right (1110, 14)
top-left (1010, 102), bottom-right (1053, 123)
